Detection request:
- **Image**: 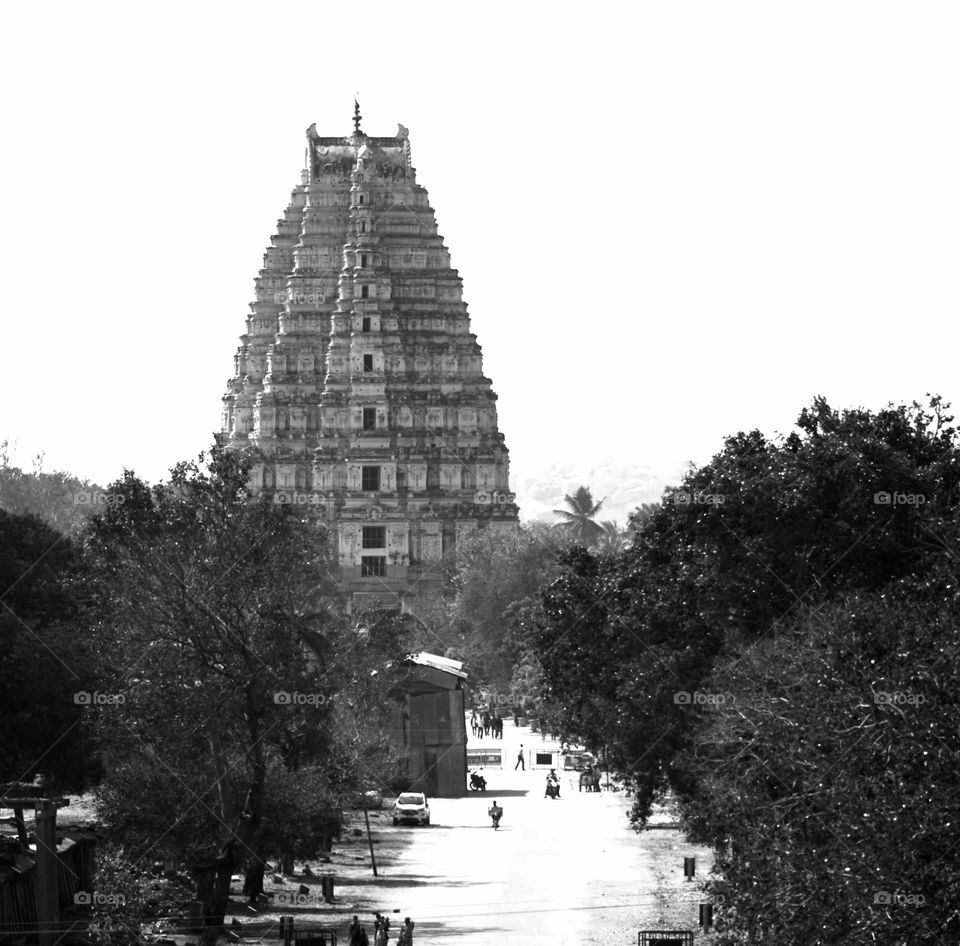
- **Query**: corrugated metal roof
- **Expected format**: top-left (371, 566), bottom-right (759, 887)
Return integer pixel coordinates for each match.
top-left (404, 652), bottom-right (468, 679)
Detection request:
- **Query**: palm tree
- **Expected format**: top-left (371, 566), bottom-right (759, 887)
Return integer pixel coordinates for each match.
top-left (552, 485), bottom-right (606, 547)
top-left (596, 520), bottom-right (629, 554)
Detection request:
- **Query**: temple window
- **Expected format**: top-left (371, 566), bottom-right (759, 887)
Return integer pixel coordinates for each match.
top-left (362, 525), bottom-right (386, 549)
top-left (361, 465), bottom-right (381, 491)
top-left (362, 407), bottom-right (377, 431)
top-left (361, 555), bottom-right (386, 577)
top-left (362, 317), bottom-right (371, 333)
top-left (363, 354), bottom-right (374, 372)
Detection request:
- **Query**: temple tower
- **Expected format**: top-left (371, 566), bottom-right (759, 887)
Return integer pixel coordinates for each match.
top-left (220, 107), bottom-right (518, 611)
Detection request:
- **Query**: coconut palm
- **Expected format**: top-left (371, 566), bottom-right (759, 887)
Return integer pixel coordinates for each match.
top-left (597, 520), bottom-right (630, 554)
top-left (552, 485), bottom-right (606, 547)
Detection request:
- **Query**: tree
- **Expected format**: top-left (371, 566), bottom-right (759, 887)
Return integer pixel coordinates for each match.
top-left (552, 485), bottom-right (606, 548)
top-left (0, 508), bottom-right (98, 790)
top-left (0, 441), bottom-right (104, 536)
top-left (81, 449), bottom-right (346, 942)
top-left (447, 524), bottom-right (567, 689)
top-left (673, 580), bottom-right (960, 945)
top-left (596, 520), bottom-right (629, 554)
top-left (532, 396), bottom-right (960, 824)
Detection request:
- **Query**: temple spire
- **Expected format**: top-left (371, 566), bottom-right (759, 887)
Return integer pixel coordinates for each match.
top-left (353, 96), bottom-right (363, 134)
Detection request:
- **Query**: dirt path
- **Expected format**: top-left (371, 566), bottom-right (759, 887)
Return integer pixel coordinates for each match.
top-left (237, 722), bottom-right (713, 944)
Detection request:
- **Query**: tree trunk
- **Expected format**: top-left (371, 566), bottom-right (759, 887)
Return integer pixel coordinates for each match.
top-left (242, 856), bottom-right (265, 904)
top-left (200, 840), bottom-right (239, 946)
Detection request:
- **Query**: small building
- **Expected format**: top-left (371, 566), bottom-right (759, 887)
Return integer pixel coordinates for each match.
top-left (390, 652), bottom-right (467, 797)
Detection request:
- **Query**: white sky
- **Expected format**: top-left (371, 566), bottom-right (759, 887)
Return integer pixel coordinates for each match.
top-left (2, 2), bottom-right (958, 521)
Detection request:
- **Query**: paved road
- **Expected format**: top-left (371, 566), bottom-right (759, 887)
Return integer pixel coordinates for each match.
top-left (371, 721), bottom-right (711, 944)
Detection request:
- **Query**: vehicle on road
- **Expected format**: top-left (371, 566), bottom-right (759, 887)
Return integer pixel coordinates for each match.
top-left (469, 770), bottom-right (487, 791)
top-left (393, 792), bottom-right (431, 826)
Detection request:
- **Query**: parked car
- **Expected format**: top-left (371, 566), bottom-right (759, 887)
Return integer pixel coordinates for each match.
top-left (392, 792), bottom-right (431, 826)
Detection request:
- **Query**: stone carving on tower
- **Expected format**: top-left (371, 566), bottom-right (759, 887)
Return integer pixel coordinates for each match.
top-left (220, 105), bottom-right (518, 611)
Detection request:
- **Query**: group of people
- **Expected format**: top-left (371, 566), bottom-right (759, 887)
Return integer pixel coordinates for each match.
top-left (470, 709), bottom-right (503, 739)
top-left (581, 763), bottom-right (603, 792)
top-left (348, 913), bottom-right (415, 946)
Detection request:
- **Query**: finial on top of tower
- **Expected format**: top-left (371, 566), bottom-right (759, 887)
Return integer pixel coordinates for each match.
top-left (353, 96), bottom-right (363, 134)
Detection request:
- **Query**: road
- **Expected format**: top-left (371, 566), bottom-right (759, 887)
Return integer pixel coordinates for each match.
top-left (359, 719), bottom-right (713, 944)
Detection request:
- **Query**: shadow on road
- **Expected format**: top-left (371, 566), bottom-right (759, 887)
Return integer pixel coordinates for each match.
top-left (457, 788), bottom-right (530, 797)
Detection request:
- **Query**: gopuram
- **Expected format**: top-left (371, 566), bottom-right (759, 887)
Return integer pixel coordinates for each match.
top-left (219, 103), bottom-right (518, 612)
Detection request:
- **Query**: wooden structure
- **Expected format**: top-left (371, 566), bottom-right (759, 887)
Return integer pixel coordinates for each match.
top-left (391, 653), bottom-right (467, 797)
top-left (0, 785), bottom-right (92, 946)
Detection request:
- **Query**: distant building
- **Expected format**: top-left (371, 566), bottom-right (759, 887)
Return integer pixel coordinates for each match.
top-left (219, 104), bottom-right (518, 612)
top-left (390, 652), bottom-right (467, 797)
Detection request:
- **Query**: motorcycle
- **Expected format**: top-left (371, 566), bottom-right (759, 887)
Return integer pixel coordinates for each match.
top-left (469, 771), bottom-right (487, 791)
top-left (545, 772), bottom-right (561, 799)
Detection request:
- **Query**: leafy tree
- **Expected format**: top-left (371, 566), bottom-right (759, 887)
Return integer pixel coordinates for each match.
top-left (0, 441), bottom-right (103, 536)
top-left (552, 485), bottom-right (606, 547)
top-left (447, 524), bottom-right (566, 688)
top-left (597, 520), bottom-right (629, 554)
top-left (674, 579), bottom-right (960, 945)
top-left (0, 508), bottom-right (98, 790)
top-left (532, 396), bottom-right (960, 824)
top-left (81, 449), bottom-right (346, 942)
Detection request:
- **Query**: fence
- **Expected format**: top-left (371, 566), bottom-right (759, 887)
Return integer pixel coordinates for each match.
top-left (0, 831), bottom-right (96, 937)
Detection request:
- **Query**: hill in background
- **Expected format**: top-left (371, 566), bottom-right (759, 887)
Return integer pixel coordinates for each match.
top-left (512, 459), bottom-right (688, 526)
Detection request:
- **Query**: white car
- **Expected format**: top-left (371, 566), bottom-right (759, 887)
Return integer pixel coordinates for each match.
top-left (393, 792), bottom-right (431, 826)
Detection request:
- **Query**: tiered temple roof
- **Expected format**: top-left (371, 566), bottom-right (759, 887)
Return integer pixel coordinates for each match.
top-left (220, 108), bottom-right (518, 610)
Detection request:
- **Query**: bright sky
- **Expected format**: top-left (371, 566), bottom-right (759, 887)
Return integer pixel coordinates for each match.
top-left (2, 2), bottom-right (958, 521)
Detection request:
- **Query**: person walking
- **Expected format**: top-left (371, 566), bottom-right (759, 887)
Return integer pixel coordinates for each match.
top-left (515, 744), bottom-right (525, 770)
top-left (488, 800), bottom-right (503, 829)
top-left (398, 917), bottom-right (414, 945)
top-left (349, 916), bottom-right (368, 946)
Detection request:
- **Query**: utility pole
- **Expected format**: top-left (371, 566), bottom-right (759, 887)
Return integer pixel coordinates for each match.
top-left (363, 805), bottom-right (378, 877)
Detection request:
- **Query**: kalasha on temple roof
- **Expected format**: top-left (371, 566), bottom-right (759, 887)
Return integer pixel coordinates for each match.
top-left (219, 102), bottom-right (518, 614)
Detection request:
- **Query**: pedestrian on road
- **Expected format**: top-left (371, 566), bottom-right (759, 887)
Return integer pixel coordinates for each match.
top-left (398, 916), bottom-right (414, 945)
top-left (482, 710), bottom-right (491, 736)
top-left (349, 915), bottom-right (368, 946)
top-left (515, 745), bottom-right (525, 770)
top-left (513, 708), bottom-right (519, 727)
top-left (374, 912), bottom-right (390, 946)
top-left (488, 800), bottom-right (503, 829)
